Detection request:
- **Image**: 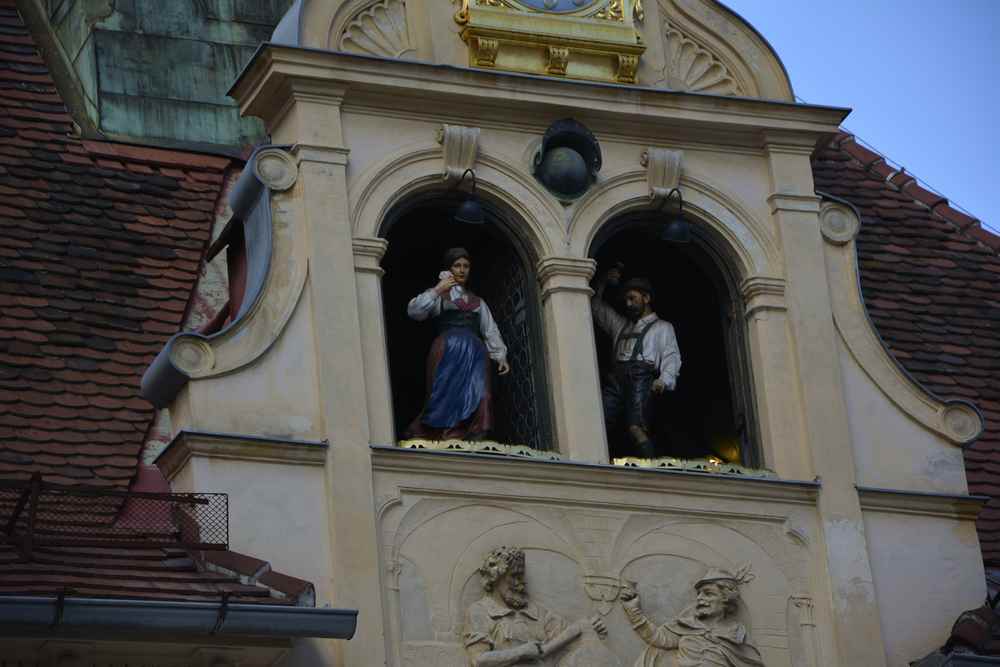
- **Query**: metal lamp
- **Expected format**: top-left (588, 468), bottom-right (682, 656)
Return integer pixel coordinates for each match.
top-left (453, 169), bottom-right (485, 225)
top-left (659, 187), bottom-right (690, 243)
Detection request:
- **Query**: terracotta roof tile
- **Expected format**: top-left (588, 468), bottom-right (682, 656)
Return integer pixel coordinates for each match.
top-left (813, 132), bottom-right (1000, 565)
top-left (0, 1), bottom-right (235, 488)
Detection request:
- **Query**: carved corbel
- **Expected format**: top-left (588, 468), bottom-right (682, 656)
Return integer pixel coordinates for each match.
top-left (641, 147), bottom-right (683, 203)
top-left (546, 46), bottom-right (570, 76)
top-left (617, 53), bottom-right (639, 84)
top-left (473, 36), bottom-right (499, 67)
top-left (437, 124), bottom-right (480, 184)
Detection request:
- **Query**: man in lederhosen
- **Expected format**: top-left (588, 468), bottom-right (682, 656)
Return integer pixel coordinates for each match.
top-left (591, 265), bottom-right (681, 458)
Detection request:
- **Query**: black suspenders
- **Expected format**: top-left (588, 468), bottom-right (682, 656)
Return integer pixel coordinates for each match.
top-left (615, 320), bottom-right (658, 362)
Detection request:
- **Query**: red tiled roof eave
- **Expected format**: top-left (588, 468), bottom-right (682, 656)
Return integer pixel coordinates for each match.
top-left (812, 132), bottom-right (1000, 565)
top-left (0, 1), bottom-right (236, 488)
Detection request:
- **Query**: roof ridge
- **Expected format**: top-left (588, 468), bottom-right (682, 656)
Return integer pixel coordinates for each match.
top-left (832, 131), bottom-right (1000, 255)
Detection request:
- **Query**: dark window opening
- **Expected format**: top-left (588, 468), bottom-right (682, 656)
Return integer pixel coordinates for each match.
top-left (591, 215), bottom-right (760, 467)
top-left (381, 194), bottom-right (554, 450)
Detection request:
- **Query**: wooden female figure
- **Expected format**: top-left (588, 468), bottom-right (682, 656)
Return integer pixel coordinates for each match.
top-left (405, 247), bottom-right (510, 440)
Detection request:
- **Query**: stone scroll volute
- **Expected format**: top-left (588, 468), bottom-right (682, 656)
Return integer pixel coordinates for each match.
top-left (437, 124), bottom-right (481, 184)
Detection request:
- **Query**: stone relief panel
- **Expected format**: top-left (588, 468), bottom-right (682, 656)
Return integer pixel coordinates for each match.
top-left (338, 0), bottom-right (415, 58)
top-left (378, 491), bottom-right (817, 666)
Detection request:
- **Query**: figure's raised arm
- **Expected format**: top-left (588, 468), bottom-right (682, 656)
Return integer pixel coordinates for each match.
top-left (591, 266), bottom-right (627, 336)
top-left (621, 583), bottom-right (678, 651)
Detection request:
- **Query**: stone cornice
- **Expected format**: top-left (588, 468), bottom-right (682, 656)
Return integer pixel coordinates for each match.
top-left (156, 430), bottom-right (328, 480)
top-left (370, 445), bottom-right (820, 506)
top-left (857, 486), bottom-right (988, 521)
top-left (230, 45), bottom-right (849, 147)
top-left (767, 193), bottom-right (821, 215)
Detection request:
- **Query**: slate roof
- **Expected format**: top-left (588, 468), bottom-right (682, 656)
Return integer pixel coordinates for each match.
top-left (813, 133), bottom-right (1000, 564)
top-left (0, 0), bottom-right (232, 488)
top-left (0, 1), bottom-right (320, 609)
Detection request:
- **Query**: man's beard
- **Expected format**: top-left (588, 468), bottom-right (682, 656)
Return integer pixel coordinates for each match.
top-left (501, 587), bottom-right (529, 609)
top-left (626, 304), bottom-right (644, 321)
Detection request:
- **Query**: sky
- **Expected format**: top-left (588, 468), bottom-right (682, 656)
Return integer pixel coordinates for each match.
top-left (721, 1), bottom-right (1000, 234)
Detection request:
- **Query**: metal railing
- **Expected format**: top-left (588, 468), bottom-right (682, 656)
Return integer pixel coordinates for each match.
top-left (0, 474), bottom-right (228, 559)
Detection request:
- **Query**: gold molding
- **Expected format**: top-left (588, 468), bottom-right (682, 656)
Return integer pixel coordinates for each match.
top-left (613, 456), bottom-right (776, 479)
top-left (399, 438), bottom-right (564, 460)
top-left (458, 4), bottom-right (645, 84)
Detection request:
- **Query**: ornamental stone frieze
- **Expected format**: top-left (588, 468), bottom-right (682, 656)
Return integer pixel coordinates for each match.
top-left (373, 446), bottom-right (822, 666)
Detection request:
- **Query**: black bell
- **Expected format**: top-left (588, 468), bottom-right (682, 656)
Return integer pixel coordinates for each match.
top-left (454, 196), bottom-right (485, 225)
top-left (660, 216), bottom-right (691, 243)
top-left (659, 188), bottom-right (691, 243)
top-left (533, 119), bottom-right (602, 199)
top-left (453, 169), bottom-right (485, 224)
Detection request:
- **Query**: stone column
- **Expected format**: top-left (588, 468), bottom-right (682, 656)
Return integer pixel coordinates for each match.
top-left (353, 237), bottom-right (395, 446)
top-left (275, 85), bottom-right (386, 665)
top-left (764, 133), bottom-right (887, 667)
top-left (740, 276), bottom-right (811, 479)
top-left (536, 256), bottom-right (607, 463)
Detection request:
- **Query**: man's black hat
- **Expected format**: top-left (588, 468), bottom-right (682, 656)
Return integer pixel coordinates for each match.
top-left (621, 277), bottom-right (654, 300)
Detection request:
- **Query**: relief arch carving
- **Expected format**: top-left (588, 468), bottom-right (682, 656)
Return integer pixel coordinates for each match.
top-left (378, 491), bottom-right (822, 666)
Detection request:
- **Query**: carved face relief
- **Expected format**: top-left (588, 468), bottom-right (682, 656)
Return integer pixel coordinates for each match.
top-left (695, 582), bottom-right (727, 620)
top-left (495, 557), bottom-right (529, 609)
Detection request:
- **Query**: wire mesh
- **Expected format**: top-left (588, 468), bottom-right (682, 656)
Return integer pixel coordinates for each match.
top-left (0, 477), bottom-right (228, 553)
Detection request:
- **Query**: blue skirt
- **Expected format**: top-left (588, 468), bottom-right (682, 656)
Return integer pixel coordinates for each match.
top-left (421, 328), bottom-right (488, 429)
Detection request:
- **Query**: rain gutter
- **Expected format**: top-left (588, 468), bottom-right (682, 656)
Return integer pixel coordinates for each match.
top-left (0, 596), bottom-right (357, 640)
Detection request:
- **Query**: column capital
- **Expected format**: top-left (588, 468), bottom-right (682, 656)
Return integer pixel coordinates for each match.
top-left (536, 256), bottom-right (596, 301)
top-left (740, 276), bottom-right (786, 319)
top-left (353, 236), bottom-right (389, 276)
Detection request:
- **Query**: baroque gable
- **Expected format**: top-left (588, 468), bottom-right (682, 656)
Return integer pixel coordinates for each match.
top-left (278, 0), bottom-right (793, 98)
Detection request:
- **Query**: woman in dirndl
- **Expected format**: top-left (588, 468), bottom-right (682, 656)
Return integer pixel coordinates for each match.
top-left (405, 247), bottom-right (510, 441)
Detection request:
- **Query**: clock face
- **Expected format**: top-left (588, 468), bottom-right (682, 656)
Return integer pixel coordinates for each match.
top-left (512, 0), bottom-right (603, 13)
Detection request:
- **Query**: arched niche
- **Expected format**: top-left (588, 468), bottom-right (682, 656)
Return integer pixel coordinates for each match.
top-left (588, 207), bottom-right (761, 466)
top-left (379, 188), bottom-right (555, 450)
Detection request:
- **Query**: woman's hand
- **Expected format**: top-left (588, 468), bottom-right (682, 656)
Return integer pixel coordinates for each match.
top-left (497, 359), bottom-right (511, 376)
top-left (434, 273), bottom-right (457, 295)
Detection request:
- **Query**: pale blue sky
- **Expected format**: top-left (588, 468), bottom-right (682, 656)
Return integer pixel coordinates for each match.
top-left (722, 1), bottom-right (999, 234)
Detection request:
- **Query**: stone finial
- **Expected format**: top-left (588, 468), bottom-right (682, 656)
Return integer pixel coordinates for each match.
top-left (437, 124), bottom-right (480, 183)
top-left (641, 147), bottom-right (683, 202)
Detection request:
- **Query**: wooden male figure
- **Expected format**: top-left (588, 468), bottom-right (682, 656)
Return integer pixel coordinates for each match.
top-left (591, 266), bottom-right (681, 458)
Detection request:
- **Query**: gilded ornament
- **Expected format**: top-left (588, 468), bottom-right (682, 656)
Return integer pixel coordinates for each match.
top-left (594, 0), bottom-right (624, 22)
top-left (546, 46), bottom-right (570, 76)
top-left (616, 53), bottom-right (639, 83)
top-left (474, 36), bottom-right (500, 66)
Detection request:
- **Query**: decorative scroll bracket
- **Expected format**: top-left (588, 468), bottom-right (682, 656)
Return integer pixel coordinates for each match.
top-left (641, 147), bottom-right (683, 203)
top-left (438, 124), bottom-right (481, 184)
